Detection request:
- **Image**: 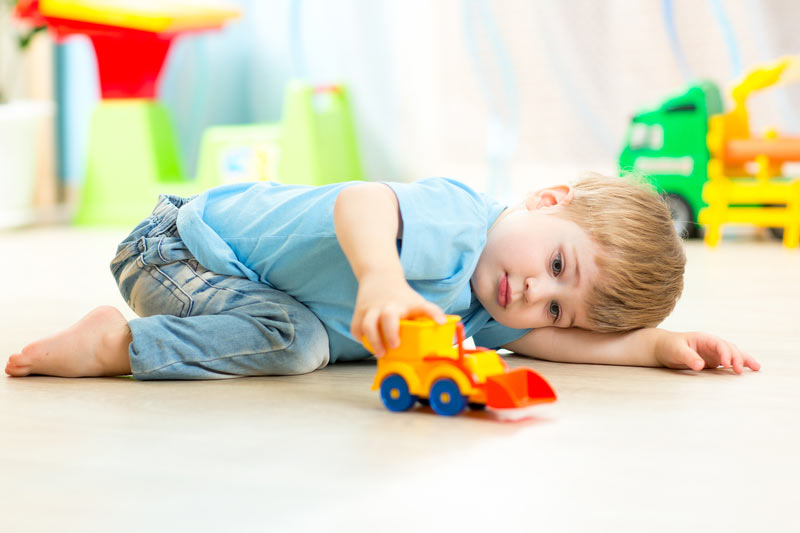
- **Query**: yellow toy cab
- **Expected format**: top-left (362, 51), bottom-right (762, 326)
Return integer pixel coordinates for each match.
top-left (370, 315), bottom-right (556, 417)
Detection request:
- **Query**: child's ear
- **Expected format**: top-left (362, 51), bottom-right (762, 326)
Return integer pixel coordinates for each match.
top-left (525, 185), bottom-right (574, 210)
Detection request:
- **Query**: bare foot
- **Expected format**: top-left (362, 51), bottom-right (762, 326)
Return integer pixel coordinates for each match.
top-left (5, 306), bottom-right (132, 378)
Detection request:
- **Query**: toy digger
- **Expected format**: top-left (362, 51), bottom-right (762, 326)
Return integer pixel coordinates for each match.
top-left (369, 315), bottom-right (556, 417)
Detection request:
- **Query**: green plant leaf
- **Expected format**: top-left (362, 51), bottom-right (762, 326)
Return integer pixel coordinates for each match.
top-left (17, 25), bottom-right (46, 49)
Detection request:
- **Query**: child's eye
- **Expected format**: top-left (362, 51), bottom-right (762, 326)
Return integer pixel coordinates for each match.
top-left (552, 253), bottom-right (563, 276)
top-left (549, 301), bottom-right (561, 321)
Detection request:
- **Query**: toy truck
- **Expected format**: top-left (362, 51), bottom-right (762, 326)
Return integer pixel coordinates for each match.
top-left (619, 56), bottom-right (800, 246)
top-left (619, 80), bottom-right (724, 238)
top-left (369, 315), bottom-right (556, 417)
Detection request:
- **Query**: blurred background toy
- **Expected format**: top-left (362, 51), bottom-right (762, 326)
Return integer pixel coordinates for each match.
top-left (619, 56), bottom-right (800, 247)
top-left (15, 0), bottom-right (241, 226)
top-left (14, 0), bottom-right (363, 226)
top-left (7, 1), bottom-right (800, 247)
top-left (195, 81), bottom-right (362, 188)
top-left (701, 57), bottom-right (800, 248)
top-left (619, 80), bottom-right (723, 239)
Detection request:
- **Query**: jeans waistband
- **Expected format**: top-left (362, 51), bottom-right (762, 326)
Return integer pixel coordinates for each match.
top-left (149, 194), bottom-right (195, 237)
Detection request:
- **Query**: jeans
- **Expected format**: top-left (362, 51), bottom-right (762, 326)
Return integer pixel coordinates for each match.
top-left (110, 195), bottom-right (330, 380)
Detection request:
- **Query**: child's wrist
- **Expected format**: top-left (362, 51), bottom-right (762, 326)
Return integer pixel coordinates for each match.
top-left (648, 328), bottom-right (670, 366)
top-left (357, 262), bottom-right (405, 285)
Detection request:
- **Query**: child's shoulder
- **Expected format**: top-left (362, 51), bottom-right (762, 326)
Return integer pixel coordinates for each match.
top-left (384, 177), bottom-right (497, 212)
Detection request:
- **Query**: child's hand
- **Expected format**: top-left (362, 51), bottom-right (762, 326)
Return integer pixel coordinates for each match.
top-left (351, 273), bottom-right (446, 358)
top-left (654, 330), bottom-right (761, 374)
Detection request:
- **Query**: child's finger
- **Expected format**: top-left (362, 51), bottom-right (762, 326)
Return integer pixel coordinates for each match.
top-left (408, 302), bottom-right (446, 324)
top-left (361, 309), bottom-right (385, 357)
top-left (680, 345), bottom-right (705, 371)
top-left (701, 335), bottom-right (731, 370)
top-left (730, 345), bottom-right (744, 374)
top-left (717, 340), bottom-right (732, 369)
top-left (426, 303), bottom-right (447, 324)
top-left (405, 303), bottom-right (446, 325)
top-left (350, 312), bottom-right (363, 342)
top-left (744, 353), bottom-right (761, 371)
top-left (733, 343), bottom-right (760, 372)
top-left (380, 310), bottom-right (401, 350)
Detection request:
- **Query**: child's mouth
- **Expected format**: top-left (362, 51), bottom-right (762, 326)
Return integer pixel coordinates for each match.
top-left (497, 273), bottom-right (510, 308)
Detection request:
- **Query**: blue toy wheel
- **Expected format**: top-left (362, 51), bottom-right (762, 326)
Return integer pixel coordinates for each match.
top-left (380, 374), bottom-right (417, 412)
top-left (429, 378), bottom-right (467, 416)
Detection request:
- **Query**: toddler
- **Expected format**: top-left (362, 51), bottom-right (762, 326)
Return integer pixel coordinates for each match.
top-left (5, 173), bottom-right (760, 379)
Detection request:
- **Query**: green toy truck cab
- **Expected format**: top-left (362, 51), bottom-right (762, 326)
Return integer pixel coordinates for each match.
top-left (619, 81), bottom-right (724, 237)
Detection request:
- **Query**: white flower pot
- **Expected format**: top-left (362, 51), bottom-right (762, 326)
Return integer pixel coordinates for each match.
top-left (0, 100), bottom-right (53, 228)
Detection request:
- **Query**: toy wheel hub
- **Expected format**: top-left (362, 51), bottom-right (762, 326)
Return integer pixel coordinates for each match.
top-left (429, 378), bottom-right (467, 416)
top-left (379, 374), bottom-right (417, 412)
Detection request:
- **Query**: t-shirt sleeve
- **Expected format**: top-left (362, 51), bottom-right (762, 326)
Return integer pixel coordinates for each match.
top-left (472, 320), bottom-right (530, 350)
top-left (383, 178), bottom-right (491, 281)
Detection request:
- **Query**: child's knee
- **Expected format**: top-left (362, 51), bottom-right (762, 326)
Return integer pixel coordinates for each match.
top-left (285, 315), bottom-right (330, 374)
top-left (287, 347), bottom-right (329, 375)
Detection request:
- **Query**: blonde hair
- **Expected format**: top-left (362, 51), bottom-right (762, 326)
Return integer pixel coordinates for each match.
top-left (553, 172), bottom-right (686, 331)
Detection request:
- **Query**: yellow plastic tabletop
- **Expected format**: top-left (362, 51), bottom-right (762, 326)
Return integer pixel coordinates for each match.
top-left (39, 0), bottom-right (240, 33)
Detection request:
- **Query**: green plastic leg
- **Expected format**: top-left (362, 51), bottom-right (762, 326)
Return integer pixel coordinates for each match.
top-left (278, 81), bottom-right (363, 186)
top-left (74, 100), bottom-right (218, 227)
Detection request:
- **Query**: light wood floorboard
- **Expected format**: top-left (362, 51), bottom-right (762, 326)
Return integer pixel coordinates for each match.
top-left (1, 227), bottom-right (798, 532)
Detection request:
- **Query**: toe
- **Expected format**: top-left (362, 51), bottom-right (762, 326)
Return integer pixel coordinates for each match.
top-left (5, 354), bottom-right (32, 377)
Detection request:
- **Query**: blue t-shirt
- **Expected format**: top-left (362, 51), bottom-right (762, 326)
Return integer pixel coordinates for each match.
top-left (176, 177), bottom-right (529, 362)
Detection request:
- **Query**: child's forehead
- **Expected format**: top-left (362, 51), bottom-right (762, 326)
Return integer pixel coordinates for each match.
top-left (537, 209), bottom-right (593, 239)
top-left (565, 227), bottom-right (605, 277)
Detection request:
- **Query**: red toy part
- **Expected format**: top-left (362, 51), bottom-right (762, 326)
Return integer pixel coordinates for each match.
top-left (88, 27), bottom-right (173, 99)
top-left (33, 16), bottom-right (190, 99)
top-left (485, 368), bottom-right (557, 409)
top-left (14, 0), bottom-right (47, 26)
top-left (313, 84), bottom-right (342, 94)
top-left (13, 2), bottom-right (228, 100)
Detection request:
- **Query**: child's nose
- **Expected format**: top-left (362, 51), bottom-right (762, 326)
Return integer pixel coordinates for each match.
top-left (524, 276), bottom-right (554, 304)
top-left (523, 277), bottom-right (539, 304)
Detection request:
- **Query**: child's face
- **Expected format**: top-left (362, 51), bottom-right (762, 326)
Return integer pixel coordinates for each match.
top-left (471, 186), bottom-right (600, 330)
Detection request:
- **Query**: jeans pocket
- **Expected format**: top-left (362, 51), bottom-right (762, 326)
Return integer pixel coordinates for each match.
top-left (127, 260), bottom-right (195, 318)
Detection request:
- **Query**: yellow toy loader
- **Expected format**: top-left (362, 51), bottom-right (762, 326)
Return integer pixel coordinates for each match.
top-left (370, 316), bottom-right (556, 417)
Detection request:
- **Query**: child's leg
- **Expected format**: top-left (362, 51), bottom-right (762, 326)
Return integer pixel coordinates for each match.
top-left (110, 197), bottom-right (329, 380)
top-left (120, 260), bottom-right (330, 380)
top-left (7, 195), bottom-right (330, 379)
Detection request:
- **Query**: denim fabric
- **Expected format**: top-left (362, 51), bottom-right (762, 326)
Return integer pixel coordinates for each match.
top-left (110, 195), bottom-right (330, 380)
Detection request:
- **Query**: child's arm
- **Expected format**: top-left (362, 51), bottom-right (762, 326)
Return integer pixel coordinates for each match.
top-left (334, 183), bottom-right (446, 357)
top-left (504, 327), bottom-right (760, 374)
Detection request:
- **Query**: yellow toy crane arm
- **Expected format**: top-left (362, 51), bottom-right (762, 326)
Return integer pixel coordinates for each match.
top-left (721, 56), bottom-right (800, 140)
top-left (731, 55), bottom-right (800, 106)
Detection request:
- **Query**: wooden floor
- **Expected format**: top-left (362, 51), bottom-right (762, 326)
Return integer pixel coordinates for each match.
top-left (1, 227), bottom-right (798, 532)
